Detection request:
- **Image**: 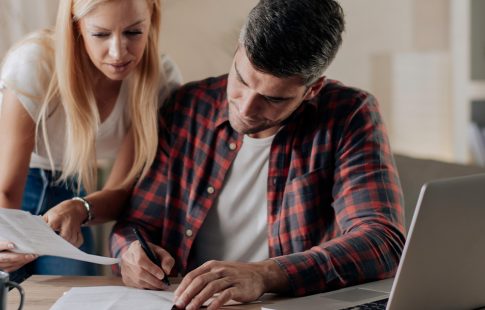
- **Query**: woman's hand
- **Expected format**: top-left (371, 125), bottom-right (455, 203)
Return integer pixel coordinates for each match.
top-left (0, 241), bottom-right (37, 272)
top-left (43, 199), bottom-right (87, 248)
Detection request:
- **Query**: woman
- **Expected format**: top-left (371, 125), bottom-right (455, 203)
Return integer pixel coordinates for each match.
top-left (0, 0), bottom-right (181, 275)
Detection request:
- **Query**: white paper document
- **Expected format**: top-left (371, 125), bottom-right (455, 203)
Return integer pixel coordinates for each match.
top-left (50, 286), bottom-right (175, 310)
top-left (50, 286), bottom-right (252, 309)
top-left (0, 208), bottom-right (119, 265)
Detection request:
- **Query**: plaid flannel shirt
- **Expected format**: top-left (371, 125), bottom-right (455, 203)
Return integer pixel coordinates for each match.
top-left (110, 75), bottom-right (405, 296)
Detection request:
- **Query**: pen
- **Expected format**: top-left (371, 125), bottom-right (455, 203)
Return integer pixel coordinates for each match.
top-left (132, 227), bottom-right (171, 286)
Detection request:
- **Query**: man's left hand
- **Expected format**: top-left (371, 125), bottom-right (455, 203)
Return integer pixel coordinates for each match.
top-left (173, 259), bottom-right (288, 310)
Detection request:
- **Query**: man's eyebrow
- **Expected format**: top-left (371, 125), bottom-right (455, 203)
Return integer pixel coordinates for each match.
top-left (234, 62), bottom-right (248, 87)
top-left (264, 94), bottom-right (294, 102)
top-left (234, 59), bottom-right (295, 102)
top-left (88, 19), bottom-right (146, 31)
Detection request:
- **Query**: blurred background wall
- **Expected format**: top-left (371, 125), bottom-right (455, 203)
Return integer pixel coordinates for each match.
top-left (0, 0), bottom-right (482, 164)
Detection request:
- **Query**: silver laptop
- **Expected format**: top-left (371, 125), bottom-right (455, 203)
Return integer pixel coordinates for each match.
top-left (262, 174), bottom-right (485, 310)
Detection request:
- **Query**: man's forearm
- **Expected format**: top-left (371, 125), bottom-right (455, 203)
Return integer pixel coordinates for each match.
top-left (255, 259), bottom-right (290, 294)
top-left (110, 224), bottom-right (137, 261)
top-left (272, 223), bottom-right (405, 296)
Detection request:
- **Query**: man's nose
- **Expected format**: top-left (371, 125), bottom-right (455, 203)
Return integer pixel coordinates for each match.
top-left (238, 92), bottom-right (259, 117)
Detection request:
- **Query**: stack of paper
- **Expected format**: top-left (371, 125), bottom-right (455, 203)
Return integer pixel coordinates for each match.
top-left (0, 208), bottom-right (119, 265)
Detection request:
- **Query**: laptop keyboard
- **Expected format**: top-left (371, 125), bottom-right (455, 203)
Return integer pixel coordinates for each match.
top-left (341, 298), bottom-right (388, 310)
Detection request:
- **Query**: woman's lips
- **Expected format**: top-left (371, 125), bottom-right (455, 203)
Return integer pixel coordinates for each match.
top-left (107, 60), bottom-right (131, 72)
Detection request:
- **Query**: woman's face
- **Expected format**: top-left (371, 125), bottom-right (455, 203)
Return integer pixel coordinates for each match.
top-left (78, 0), bottom-right (151, 81)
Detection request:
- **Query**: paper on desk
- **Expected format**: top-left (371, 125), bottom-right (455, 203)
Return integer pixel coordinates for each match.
top-left (50, 286), bottom-right (175, 310)
top-left (50, 286), bottom-right (253, 309)
top-left (0, 208), bottom-right (119, 265)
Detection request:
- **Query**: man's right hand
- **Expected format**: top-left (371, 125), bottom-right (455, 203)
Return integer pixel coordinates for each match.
top-left (0, 241), bottom-right (37, 272)
top-left (120, 240), bottom-right (174, 290)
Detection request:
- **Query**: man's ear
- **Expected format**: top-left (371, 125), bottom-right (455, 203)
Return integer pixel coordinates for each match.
top-left (303, 77), bottom-right (325, 100)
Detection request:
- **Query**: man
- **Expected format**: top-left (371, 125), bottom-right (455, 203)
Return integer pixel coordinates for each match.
top-left (110, 0), bottom-right (405, 309)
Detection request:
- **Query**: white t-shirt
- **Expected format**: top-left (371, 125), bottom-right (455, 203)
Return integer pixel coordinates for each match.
top-left (193, 134), bottom-right (274, 265)
top-left (0, 42), bottom-right (182, 170)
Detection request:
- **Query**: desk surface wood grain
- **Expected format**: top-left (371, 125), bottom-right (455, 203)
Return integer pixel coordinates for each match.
top-left (7, 275), bottom-right (286, 310)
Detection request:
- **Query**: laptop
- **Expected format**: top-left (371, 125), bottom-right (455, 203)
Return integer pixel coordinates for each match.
top-left (262, 173), bottom-right (485, 310)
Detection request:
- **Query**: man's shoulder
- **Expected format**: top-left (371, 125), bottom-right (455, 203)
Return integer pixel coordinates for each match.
top-left (296, 79), bottom-right (381, 131)
top-left (318, 79), bottom-right (375, 104)
top-left (311, 79), bottom-right (379, 118)
top-left (159, 74), bottom-right (228, 124)
top-left (175, 74), bottom-right (228, 99)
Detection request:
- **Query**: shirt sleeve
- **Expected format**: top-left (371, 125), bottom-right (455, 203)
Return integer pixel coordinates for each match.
top-left (0, 42), bottom-right (52, 121)
top-left (271, 93), bottom-right (405, 296)
top-left (110, 93), bottom-right (175, 269)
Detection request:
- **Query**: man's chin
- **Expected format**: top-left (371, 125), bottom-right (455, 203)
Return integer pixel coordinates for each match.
top-left (229, 118), bottom-right (279, 137)
top-left (230, 123), bottom-right (263, 135)
top-left (232, 124), bottom-right (281, 139)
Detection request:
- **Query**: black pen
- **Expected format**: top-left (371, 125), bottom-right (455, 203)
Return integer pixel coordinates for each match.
top-left (132, 227), bottom-right (171, 286)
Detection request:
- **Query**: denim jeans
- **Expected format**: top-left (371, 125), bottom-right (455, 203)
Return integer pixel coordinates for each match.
top-left (19, 168), bottom-right (98, 275)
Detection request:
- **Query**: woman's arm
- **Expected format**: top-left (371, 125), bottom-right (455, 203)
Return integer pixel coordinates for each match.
top-left (0, 88), bottom-right (36, 209)
top-left (43, 128), bottom-right (136, 246)
top-left (86, 127), bottom-right (136, 222)
top-left (0, 87), bottom-right (38, 270)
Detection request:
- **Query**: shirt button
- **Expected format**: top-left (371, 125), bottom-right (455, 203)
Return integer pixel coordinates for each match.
top-left (229, 143), bottom-right (237, 151)
top-left (207, 186), bottom-right (215, 194)
top-left (185, 229), bottom-right (193, 237)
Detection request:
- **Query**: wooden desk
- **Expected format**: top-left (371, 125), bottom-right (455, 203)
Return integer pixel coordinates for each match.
top-left (7, 276), bottom-right (286, 310)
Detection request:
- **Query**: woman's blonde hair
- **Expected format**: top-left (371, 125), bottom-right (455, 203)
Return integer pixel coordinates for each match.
top-left (34, 0), bottom-right (163, 193)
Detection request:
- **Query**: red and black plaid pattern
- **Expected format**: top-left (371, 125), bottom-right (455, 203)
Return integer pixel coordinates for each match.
top-left (110, 75), bottom-right (405, 296)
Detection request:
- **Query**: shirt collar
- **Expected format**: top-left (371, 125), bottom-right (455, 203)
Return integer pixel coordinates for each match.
top-left (215, 91), bottom-right (230, 128)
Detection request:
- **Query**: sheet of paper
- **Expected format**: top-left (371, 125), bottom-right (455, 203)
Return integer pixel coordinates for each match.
top-left (50, 285), bottom-right (253, 309)
top-left (50, 286), bottom-right (175, 310)
top-left (0, 208), bottom-right (119, 265)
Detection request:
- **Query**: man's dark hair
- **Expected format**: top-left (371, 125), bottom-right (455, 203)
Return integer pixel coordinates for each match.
top-left (240, 0), bottom-right (345, 85)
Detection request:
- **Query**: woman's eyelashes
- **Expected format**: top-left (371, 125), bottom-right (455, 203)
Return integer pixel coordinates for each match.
top-left (91, 32), bottom-right (109, 38)
top-left (124, 30), bottom-right (143, 37)
top-left (91, 30), bottom-right (143, 38)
